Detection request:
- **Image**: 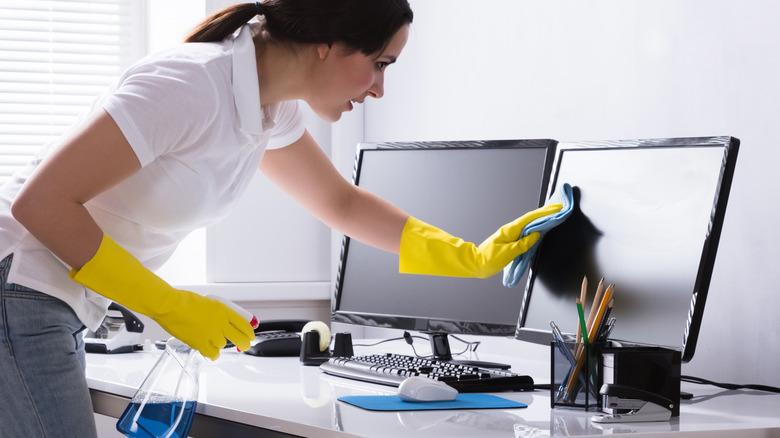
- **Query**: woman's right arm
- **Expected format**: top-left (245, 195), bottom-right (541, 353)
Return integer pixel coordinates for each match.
top-left (12, 108), bottom-right (254, 359)
top-left (11, 109), bottom-right (142, 270)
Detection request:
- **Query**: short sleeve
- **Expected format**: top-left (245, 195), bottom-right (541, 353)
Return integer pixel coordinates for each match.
top-left (265, 100), bottom-right (306, 150)
top-left (102, 57), bottom-right (221, 167)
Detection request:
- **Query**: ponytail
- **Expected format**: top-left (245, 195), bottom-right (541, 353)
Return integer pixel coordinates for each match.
top-left (184, 3), bottom-right (258, 43)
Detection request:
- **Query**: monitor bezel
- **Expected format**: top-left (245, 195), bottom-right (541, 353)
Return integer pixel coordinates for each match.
top-left (514, 136), bottom-right (739, 362)
top-left (330, 139), bottom-right (558, 336)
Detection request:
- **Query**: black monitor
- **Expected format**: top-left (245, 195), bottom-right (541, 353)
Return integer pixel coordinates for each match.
top-left (515, 136), bottom-right (739, 362)
top-left (331, 140), bottom-right (556, 361)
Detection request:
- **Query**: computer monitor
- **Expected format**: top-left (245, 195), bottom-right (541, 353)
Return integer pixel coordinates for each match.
top-left (331, 140), bottom-right (556, 360)
top-left (515, 136), bottom-right (739, 362)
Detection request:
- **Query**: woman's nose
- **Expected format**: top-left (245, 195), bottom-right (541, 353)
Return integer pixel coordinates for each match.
top-left (368, 76), bottom-right (385, 99)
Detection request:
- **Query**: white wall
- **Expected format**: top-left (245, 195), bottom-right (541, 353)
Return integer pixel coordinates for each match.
top-left (353, 0), bottom-right (779, 386)
top-left (152, 0), bottom-right (779, 387)
top-left (150, 0), bottom-right (209, 284)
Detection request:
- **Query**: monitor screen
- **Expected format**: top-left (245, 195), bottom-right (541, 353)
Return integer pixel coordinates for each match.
top-left (516, 136), bottom-right (739, 362)
top-left (332, 140), bottom-right (556, 343)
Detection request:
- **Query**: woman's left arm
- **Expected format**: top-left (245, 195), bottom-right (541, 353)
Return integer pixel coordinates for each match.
top-left (259, 130), bottom-right (408, 254)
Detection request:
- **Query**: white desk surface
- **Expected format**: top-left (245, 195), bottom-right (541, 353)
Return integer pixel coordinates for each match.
top-left (86, 338), bottom-right (780, 438)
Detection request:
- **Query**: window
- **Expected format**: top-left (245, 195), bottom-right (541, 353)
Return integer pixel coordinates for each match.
top-left (0, 0), bottom-right (144, 185)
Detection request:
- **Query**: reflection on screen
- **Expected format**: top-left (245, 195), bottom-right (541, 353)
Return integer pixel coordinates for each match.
top-left (519, 144), bottom-right (732, 356)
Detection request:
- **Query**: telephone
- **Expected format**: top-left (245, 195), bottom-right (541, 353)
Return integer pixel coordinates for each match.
top-left (243, 319), bottom-right (313, 357)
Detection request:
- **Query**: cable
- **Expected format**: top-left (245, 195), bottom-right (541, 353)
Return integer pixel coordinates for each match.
top-left (352, 332), bottom-right (483, 359)
top-left (681, 375), bottom-right (780, 394)
top-left (351, 333), bottom-right (429, 356)
top-left (351, 336), bottom-right (407, 348)
top-left (448, 334), bottom-right (481, 355)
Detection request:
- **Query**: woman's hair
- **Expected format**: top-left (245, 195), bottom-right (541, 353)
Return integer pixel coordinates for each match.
top-left (185, 0), bottom-right (413, 55)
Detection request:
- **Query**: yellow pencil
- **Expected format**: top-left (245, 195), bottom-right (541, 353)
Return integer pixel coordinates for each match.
top-left (585, 278), bottom-right (604, 332)
top-left (587, 284), bottom-right (613, 341)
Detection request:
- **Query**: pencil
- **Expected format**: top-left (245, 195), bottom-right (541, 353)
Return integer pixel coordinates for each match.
top-left (585, 278), bottom-right (604, 333)
top-left (576, 276), bottom-right (587, 344)
top-left (576, 298), bottom-right (589, 344)
top-left (588, 284), bottom-right (614, 341)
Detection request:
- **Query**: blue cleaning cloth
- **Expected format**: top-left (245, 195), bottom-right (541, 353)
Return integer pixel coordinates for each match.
top-left (503, 182), bottom-right (575, 287)
top-left (337, 393), bottom-right (527, 411)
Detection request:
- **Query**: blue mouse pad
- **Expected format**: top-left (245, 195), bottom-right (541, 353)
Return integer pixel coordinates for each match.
top-left (337, 394), bottom-right (527, 411)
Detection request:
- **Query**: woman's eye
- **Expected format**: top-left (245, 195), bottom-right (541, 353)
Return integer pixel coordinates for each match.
top-left (376, 62), bottom-right (389, 71)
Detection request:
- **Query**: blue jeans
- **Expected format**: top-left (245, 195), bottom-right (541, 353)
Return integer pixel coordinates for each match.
top-left (0, 254), bottom-right (98, 438)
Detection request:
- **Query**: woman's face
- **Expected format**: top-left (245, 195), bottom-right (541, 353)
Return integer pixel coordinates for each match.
top-left (307, 24), bottom-right (410, 122)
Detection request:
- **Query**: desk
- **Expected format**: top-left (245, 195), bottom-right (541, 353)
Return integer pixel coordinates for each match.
top-left (87, 339), bottom-right (780, 437)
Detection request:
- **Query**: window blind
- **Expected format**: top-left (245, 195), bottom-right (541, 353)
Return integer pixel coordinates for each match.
top-left (0, 0), bottom-right (143, 184)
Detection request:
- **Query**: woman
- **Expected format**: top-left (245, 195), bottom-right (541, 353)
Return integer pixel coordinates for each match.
top-left (0, 1), bottom-right (558, 436)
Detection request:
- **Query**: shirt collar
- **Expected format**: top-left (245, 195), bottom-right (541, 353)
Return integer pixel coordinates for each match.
top-left (231, 24), bottom-right (277, 136)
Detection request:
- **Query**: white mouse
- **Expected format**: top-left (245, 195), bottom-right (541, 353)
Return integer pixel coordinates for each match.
top-left (397, 376), bottom-right (459, 402)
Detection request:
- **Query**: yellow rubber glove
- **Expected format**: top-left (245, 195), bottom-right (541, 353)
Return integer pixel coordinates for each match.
top-left (399, 203), bottom-right (563, 278)
top-left (69, 234), bottom-right (254, 360)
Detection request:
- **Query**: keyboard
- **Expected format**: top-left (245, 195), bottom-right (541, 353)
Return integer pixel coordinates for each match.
top-left (319, 353), bottom-right (534, 392)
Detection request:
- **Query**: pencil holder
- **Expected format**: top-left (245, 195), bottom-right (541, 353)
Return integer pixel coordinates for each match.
top-left (550, 340), bottom-right (607, 410)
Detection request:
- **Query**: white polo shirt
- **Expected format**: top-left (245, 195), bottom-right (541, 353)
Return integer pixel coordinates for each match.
top-left (0, 24), bottom-right (305, 330)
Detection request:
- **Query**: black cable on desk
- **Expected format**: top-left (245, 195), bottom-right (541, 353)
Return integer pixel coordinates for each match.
top-left (540, 376), bottom-right (780, 395)
top-left (681, 375), bottom-right (780, 394)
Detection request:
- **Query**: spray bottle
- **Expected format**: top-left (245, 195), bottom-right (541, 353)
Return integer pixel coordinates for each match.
top-left (115, 296), bottom-right (257, 438)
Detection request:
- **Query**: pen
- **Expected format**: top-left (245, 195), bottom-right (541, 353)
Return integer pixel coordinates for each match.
top-left (550, 321), bottom-right (577, 367)
top-left (550, 320), bottom-right (587, 401)
top-left (597, 317), bottom-right (616, 343)
top-left (594, 298), bottom-right (614, 342)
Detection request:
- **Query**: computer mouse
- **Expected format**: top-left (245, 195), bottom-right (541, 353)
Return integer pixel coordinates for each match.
top-left (397, 376), bottom-right (459, 402)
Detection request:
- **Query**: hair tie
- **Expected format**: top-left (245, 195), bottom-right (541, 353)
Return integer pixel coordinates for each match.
top-left (254, 1), bottom-right (265, 15)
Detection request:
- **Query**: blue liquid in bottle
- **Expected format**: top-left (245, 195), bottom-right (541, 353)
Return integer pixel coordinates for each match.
top-left (116, 400), bottom-right (197, 438)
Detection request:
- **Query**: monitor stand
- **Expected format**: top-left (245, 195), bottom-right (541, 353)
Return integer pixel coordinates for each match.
top-left (428, 333), bottom-right (511, 370)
